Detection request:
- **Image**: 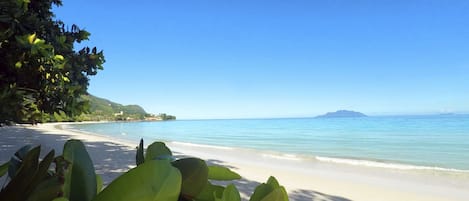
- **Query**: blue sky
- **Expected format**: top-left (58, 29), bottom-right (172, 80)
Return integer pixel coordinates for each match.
top-left (54, 0), bottom-right (469, 119)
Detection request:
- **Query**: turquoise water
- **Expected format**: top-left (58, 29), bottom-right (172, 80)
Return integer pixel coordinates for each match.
top-left (70, 115), bottom-right (469, 171)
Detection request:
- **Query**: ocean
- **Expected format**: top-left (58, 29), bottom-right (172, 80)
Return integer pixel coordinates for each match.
top-left (69, 115), bottom-right (469, 172)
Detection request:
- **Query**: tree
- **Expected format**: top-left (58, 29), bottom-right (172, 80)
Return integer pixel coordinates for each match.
top-left (0, 0), bottom-right (105, 123)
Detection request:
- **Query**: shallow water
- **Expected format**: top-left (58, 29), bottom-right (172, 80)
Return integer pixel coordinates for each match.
top-left (70, 115), bottom-right (469, 171)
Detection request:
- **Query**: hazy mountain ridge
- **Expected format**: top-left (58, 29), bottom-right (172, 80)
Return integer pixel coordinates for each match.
top-left (316, 110), bottom-right (367, 118)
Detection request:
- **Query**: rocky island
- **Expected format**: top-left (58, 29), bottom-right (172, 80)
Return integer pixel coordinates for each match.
top-left (316, 110), bottom-right (367, 118)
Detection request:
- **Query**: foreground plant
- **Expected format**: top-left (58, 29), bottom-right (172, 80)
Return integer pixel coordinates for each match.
top-left (0, 139), bottom-right (289, 201)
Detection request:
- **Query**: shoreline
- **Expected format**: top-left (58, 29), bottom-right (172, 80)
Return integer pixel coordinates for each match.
top-left (1, 123), bottom-right (469, 201)
top-left (66, 121), bottom-right (469, 174)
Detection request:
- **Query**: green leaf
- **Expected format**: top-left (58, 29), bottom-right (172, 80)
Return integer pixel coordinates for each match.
top-left (136, 138), bottom-right (144, 166)
top-left (29, 150), bottom-right (55, 190)
top-left (207, 166), bottom-right (241, 181)
top-left (266, 176), bottom-right (280, 188)
top-left (145, 141), bottom-right (172, 161)
top-left (0, 161), bottom-right (9, 177)
top-left (0, 146), bottom-right (41, 201)
top-left (172, 158), bottom-right (209, 199)
top-left (63, 140), bottom-right (97, 201)
top-left (92, 160), bottom-right (181, 201)
top-left (249, 177), bottom-right (288, 201)
top-left (15, 61), bottom-right (22, 68)
top-left (26, 177), bottom-right (63, 201)
top-left (8, 145), bottom-right (32, 178)
top-left (54, 54), bottom-right (64, 61)
top-left (195, 182), bottom-right (225, 201)
top-left (259, 187), bottom-right (288, 201)
top-left (28, 33), bottom-right (36, 44)
top-left (96, 175), bottom-right (103, 193)
top-left (249, 184), bottom-right (273, 201)
top-left (216, 184), bottom-right (240, 201)
top-left (52, 198), bottom-right (69, 201)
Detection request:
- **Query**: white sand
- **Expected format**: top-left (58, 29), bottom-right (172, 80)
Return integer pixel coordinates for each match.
top-left (1, 123), bottom-right (469, 201)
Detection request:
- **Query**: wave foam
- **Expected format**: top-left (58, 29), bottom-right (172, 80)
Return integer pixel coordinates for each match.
top-left (261, 153), bottom-right (302, 161)
top-left (316, 156), bottom-right (469, 173)
top-left (170, 141), bottom-right (234, 150)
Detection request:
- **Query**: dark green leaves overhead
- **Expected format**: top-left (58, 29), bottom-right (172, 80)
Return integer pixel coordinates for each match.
top-left (0, 0), bottom-right (105, 123)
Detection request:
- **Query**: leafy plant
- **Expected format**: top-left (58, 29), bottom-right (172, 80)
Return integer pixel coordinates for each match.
top-left (0, 0), bottom-right (105, 123)
top-left (0, 139), bottom-right (289, 201)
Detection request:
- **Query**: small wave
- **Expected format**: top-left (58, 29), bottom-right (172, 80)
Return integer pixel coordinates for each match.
top-left (170, 141), bottom-right (234, 150)
top-left (261, 153), bottom-right (302, 161)
top-left (315, 156), bottom-right (469, 173)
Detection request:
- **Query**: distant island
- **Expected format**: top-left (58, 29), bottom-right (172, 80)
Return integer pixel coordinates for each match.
top-left (316, 110), bottom-right (367, 118)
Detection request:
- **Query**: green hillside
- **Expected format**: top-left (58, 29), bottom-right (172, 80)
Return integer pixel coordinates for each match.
top-left (79, 95), bottom-right (175, 121)
top-left (80, 95), bottom-right (147, 121)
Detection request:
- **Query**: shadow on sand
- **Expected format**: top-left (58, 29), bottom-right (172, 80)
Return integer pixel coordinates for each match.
top-left (0, 126), bottom-right (351, 201)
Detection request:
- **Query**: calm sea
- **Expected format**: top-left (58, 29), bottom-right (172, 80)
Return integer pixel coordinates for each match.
top-left (69, 115), bottom-right (469, 171)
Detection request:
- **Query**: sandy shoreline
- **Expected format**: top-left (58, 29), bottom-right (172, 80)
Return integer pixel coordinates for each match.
top-left (1, 123), bottom-right (469, 201)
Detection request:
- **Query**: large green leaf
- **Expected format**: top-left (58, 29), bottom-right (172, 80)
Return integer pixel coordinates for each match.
top-left (92, 160), bottom-right (181, 201)
top-left (215, 184), bottom-right (240, 201)
top-left (29, 150), bottom-right (55, 189)
top-left (145, 141), bottom-right (172, 161)
top-left (249, 184), bottom-right (274, 201)
top-left (52, 198), bottom-right (69, 201)
top-left (136, 138), bottom-right (144, 166)
top-left (207, 165), bottom-right (241, 181)
top-left (26, 177), bottom-right (63, 201)
top-left (0, 161), bottom-right (9, 177)
top-left (8, 145), bottom-right (31, 178)
top-left (249, 176), bottom-right (288, 201)
top-left (259, 187), bottom-right (288, 201)
top-left (0, 146), bottom-right (40, 201)
top-left (96, 175), bottom-right (103, 193)
top-left (266, 176), bottom-right (280, 188)
top-left (63, 140), bottom-right (97, 201)
top-left (195, 182), bottom-right (225, 201)
top-left (172, 158), bottom-right (209, 199)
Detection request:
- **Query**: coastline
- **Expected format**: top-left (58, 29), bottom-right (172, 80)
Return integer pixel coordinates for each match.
top-left (1, 123), bottom-right (468, 201)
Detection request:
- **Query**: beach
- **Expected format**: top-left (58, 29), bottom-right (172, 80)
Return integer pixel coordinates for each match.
top-left (1, 123), bottom-right (469, 201)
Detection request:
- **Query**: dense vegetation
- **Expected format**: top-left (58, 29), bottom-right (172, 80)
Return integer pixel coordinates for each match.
top-left (0, 0), bottom-right (175, 124)
top-left (0, 139), bottom-right (289, 201)
top-left (79, 95), bottom-right (176, 121)
top-left (0, 0), bottom-right (104, 123)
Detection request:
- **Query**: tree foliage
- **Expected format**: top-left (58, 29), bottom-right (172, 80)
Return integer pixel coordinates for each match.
top-left (0, 0), bottom-right (105, 123)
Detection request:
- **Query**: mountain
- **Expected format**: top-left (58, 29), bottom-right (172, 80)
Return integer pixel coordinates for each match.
top-left (316, 110), bottom-right (367, 118)
top-left (79, 95), bottom-right (175, 121)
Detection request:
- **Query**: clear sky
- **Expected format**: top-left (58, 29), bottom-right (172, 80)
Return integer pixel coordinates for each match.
top-left (53, 0), bottom-right (469, 119)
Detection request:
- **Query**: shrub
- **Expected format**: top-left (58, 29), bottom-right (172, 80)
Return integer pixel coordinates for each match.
top-left (0, 139), bottom-right (289, 201)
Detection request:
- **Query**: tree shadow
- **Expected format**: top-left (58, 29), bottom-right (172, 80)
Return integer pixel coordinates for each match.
top-left (0, 126), bottom-right (135, 185)
top-left (289, 189), bottom-right (352, 201)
